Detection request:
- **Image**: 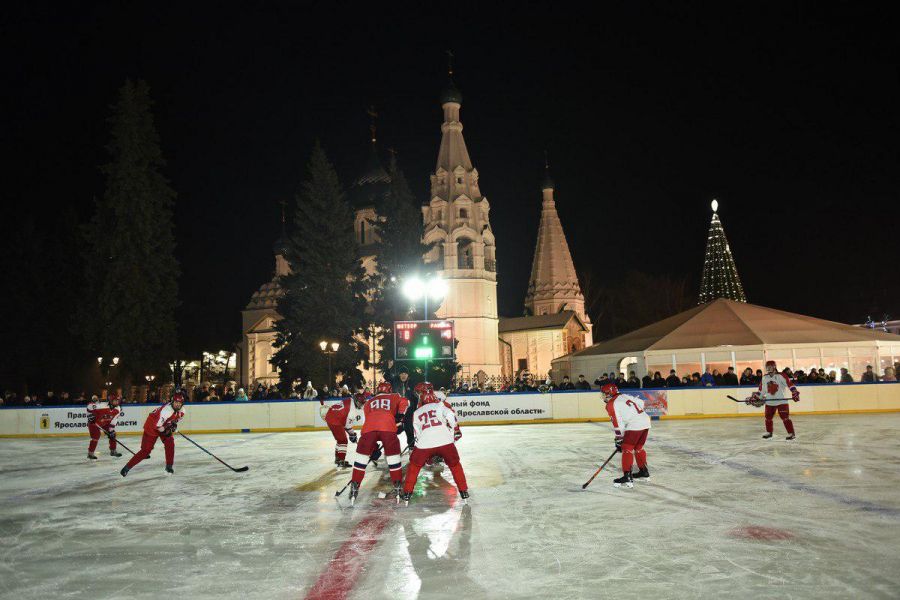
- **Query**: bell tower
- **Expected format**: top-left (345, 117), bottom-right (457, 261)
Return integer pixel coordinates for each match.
top-left (421, 58), bottom-right (500, 377)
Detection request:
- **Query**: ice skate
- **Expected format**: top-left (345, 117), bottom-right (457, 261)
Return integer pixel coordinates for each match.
top-left (165, 465), bottom-right (174, 475)
top-left (393, 481), bottom-right (403, 503)
top-left (762, 432), bottom-right (773, 439)
top-left (786, 433), bottom-right (796, 440)
top-left (348, 481), bottom-right (359, 505)
top-left (87, 453), bottom-right (98, 460)
top-left (400, 492), bottom-right (411, 506)
top-left (633, 467), bottom-right (650, 480)
top-left (335, 460), bottom-right (351, 469)
top-left (110, 450), bottom-right (122, 458)
top-left (119, 466), bottom-right (130, 478)
top-left (460, 490), bottom-right (470, 504)
top-left (613, 472), bottom-right (634, 489)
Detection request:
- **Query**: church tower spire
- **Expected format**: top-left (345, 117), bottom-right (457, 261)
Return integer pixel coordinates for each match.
top-left (422, 56), bottom-right (500, 377)
top-left (698, 199), bottom-right (747, 304)
top-left (525, 160), bottom-right (592, 344)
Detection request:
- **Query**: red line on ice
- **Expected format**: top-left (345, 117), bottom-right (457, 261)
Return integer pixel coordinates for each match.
top-left (304, 510), bottom-right (393, 600)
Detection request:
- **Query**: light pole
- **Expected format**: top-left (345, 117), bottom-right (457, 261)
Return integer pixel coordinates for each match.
top-left (98, 356), bottom-right (119, 395)
top-left (401, 274), bottom-right (448, 381)
top-left (144, 374), bottom-right (156, 403)
top-left (319, 341), bottom-right (340, 392)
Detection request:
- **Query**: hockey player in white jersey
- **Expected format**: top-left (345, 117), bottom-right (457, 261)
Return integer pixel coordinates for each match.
top-left (601, 382), bottom-right (651, 488)
top-left (746, 360), bottom-right (799, 440)
top-left (400, 389), bottom-right (468, 504)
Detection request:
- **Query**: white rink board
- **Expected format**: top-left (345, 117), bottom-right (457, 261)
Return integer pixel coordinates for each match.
top-left (446, 393), bottom-right (552, 422)
top-left (32, 405), bottom-right (148, 434)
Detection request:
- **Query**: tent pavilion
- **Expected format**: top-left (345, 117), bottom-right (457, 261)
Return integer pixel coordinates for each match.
top-left (551, 299), bottom-right (900, 382)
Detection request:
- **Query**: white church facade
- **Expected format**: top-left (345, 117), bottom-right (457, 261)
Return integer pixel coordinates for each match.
top-left (239, 74), bottom-right (591, 388)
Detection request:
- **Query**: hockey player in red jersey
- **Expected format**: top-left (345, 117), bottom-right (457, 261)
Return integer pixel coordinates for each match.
top-left (86, 393), bottom-right (122, 459)
top-left (746, 360), bottom-right (799, 440)
top-left (120, 392), bottom-right (186, 477)
top-left (348, 381), bottom-right (408, 504)
top-left (321, 392), bottom-right (366, 468)
top-left (602, 383), bottom-right (651, 489)
top-left (401, 389), bottom-right (468, 504)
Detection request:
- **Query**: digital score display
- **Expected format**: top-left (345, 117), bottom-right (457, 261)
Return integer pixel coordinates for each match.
top-left (394, 320), bottom-right (456, 361)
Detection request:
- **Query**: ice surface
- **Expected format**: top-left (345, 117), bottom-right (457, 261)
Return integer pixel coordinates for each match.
top-left (2, 415), bottom-right (900, 599)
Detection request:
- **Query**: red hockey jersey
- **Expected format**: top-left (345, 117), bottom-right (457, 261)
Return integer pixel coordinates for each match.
top-left (324, 398), bottom-right (363, 430)
top-left (143, 403), bottom-right (185, 436)
top-left (86, 401), bottom-right (120, 429)
top-left (361, 393), bottom-right (408, 434)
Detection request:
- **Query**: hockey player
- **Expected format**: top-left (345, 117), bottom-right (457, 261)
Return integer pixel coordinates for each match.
top-left (120, 392), bottom-right (186, 477)
top-left (601, 382), bottom-right (651, 489)
top-left (401, 389), bottom-right (468, 504)
top-left (86, 392), bottom-right (122, 459)
top-left (348, 381), bottom-right (408, 504)
top-left (748, 360), bottom-right (799, 440)
top-left (321, 392), bottom-right (366, 468)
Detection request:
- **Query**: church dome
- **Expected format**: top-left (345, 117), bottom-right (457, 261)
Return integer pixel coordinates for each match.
top-left (440, 81), bottom-right (462, 105)
top-left (541, 170), bottom-right (555, 191)
top-left (349, 145), bottom-right (391, 209)
top-left (272, 233), bottom-right (289, 256)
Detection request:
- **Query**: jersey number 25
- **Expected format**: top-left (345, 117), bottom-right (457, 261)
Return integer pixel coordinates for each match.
top-left (418, 409), bottom-right (441, 430)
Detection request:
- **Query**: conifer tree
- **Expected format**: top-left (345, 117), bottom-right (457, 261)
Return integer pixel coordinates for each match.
top-left (78, 80), bottom-right (179, 382)
top-left (698, 200), bottom-right (747, 304)
top-left (273, 143), bottom-right (369, 390)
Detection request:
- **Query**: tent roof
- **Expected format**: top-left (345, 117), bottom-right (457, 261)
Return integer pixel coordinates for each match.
top-left (498, 310), bottom-right (586, 334)
top-left (571, 299), bottom-right (900, 357)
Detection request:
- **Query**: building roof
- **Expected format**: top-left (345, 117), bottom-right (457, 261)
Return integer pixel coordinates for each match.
top-left (499, 310), bottom-right (587, 334)
top-left (570, 298), bottom-right (900, 357)
top-left (349, 144), bottom-right (390, 209)
top-left (245, 280), bottom-right (283, 311)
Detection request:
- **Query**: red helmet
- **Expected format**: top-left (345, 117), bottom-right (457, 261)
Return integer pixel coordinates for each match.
top-left (765, 360), bottom-right (777, 372)
top-left (414, 381), bottom-right (433, 398)
top-left (353, 392), bottom-right (367, 408)
top-left (107, 392), bottom-right (120, 405)
top-left (171, 392), bottom-right (185, 404)
top-left (419, 390), bottom-right (438, 405)
top-left (600, 383), bottom-right (619, 401)
top-left (376, 381), bottom-right (392, 394)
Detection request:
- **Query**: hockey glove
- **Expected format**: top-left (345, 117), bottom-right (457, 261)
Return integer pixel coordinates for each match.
top-left (791, 389), bottom-right (800, 403)
top-left (454, 427), bottom-right (462, 441)
top-left (348, 430), bottom-right (358, 444)
top-left (87, 413), bottom-right (97, 424)
top-left (614, 436), bottom-right (624, 451)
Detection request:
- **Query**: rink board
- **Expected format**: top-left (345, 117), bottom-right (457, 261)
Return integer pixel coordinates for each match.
top-left (1, 383), bottom-right (899, 437)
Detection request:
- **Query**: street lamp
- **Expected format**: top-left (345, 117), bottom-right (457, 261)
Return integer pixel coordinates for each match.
top-left (144, 374), bottom-right (156, 403)
top-left (401, 274), bottom-right (449, 380)
top-left (98, 356), bottom-right (120, 388)
top-left (319, 340), bottom-right (340, 391)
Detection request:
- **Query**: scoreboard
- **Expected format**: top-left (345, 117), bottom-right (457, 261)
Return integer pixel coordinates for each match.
top-left (394, 320), bottom-right (456, 361)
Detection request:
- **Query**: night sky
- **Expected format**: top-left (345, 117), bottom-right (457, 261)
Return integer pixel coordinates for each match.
top-left (6, 3), bottom-right (899, 354)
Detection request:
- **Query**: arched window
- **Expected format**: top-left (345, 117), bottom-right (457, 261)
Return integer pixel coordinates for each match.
top-left (459, 208), bottom-right (469, 219)
top-left (457, 238), bottom-right (474, 269)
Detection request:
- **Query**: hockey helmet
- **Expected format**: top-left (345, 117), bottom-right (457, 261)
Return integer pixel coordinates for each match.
top-left (419, 390), bottom-right (438, 405)
top-left (376, 381), bottom-right (393, 394)
top-left (352, 392), bottom-right (367, 409)
top-left (765, 360), bottom-right (777, 373)
top-left (107, 393), bottom-right (120, 407)
top-left (171, 392), bottom-right (186, 406)
top-left (600, 383), bottom-right (619, 402)
top-left (414, 381), bottom-right (434, 398)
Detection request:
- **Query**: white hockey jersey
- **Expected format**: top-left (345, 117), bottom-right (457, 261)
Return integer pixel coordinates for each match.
top-left (412, 401), bottom-right (458, 449)
top-left (758, 373), bottom-right (796, 406)
top-left (606, 393), bottom-right (651, 436)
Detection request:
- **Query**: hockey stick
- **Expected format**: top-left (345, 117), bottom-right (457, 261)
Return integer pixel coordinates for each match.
top-left (581, 448), bottom-right (621, 489)
top-left (96, 424), bottom-right (137, 456)
top-left (726, 395), bottom-right (745, 403)
top-left (335, 443), bottom-right (383, 497)
top-left (177, 432), bottom-right (249, 472)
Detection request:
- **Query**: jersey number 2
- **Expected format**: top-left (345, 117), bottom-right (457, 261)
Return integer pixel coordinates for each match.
top-left (625, 400), bottom-right (644, 414)
top-left (418, 409), bottom-right (441, 430)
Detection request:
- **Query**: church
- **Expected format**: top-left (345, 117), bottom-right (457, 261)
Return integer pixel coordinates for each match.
top-left (238, 73), bottom-right (592, 388)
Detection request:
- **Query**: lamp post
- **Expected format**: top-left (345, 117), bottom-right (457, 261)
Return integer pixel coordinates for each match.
top-left (401, 274), bottom-right (449, 381)
top-left (319, 340), bottom-right (340, 392)
top-left (97, 356), bottom-right (120, 394)
top-left (144, 374), bottom-right (156, 403)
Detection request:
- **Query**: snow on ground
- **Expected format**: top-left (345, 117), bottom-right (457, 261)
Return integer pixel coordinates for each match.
top-left (1, 414), bottom-right (900, 600)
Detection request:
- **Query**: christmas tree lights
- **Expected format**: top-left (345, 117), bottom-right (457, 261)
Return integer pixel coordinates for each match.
top-left (698, 199), bottom-right (747, 304)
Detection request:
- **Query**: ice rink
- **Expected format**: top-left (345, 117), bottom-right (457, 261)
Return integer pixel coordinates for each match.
top-left (2, 414), bottom-right (900, 600)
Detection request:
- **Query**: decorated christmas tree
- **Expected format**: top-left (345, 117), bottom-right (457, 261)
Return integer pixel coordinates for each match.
top-left (698, 199), bottom-right (747, 304)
